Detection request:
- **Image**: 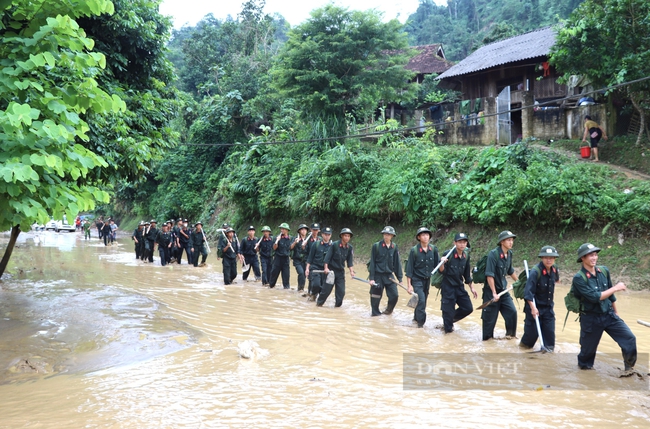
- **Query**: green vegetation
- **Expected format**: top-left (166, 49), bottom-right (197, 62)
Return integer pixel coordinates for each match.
top-left (548, 138), bottom-right (650, 176)
top-left (550, 0), bottom-right (650, 146)
top-left (404, 0), bottom-right (584, 60)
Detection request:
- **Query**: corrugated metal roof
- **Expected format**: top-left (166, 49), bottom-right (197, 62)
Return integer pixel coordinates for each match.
top-left (437, 27), bottom-right (556, 80)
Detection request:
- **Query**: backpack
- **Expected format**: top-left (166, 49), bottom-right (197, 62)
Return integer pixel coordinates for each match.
top-left (431, 248), bottom-right (469, 289)
top-left (512, 265), bottom-right (541, 300)
top-left (562, 266), bottom-right (609, 330)
top-left (471, 254), bottom-right (488, 284)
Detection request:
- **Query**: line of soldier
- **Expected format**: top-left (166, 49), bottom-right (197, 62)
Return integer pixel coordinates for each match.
top-left (131, 219), bottom-right (209, 267)
top-left (131, 219), bottom-right (639, 375)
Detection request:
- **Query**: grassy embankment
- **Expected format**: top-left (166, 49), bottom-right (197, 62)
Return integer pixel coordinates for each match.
top-left (549, 137), bottom-right (650, 175)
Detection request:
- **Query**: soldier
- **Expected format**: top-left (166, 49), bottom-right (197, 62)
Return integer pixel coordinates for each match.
top-left (438, 232), bottom-right (476, 333)
top-left (368, 226), bottom-right (403, 316)
top-left (239, 226), bottom-right (261, 281)
top-left (303, 223), bottom-right (322, 297)
top-left (219, 227), bottom-right (240, 284)
top-left (257, 226), bottom-right (274, 286)
top-left (145, 220), bottom-right (158, 263)
top-left (290, 224), bottom-right (310, 292)
top-left (177, 220), bottom-right (191, 264)
top-left (520, 245), bottom-right (560, 351)
top-left (101, 218), bottom-right (112, 246)
top-left (156, 223), bottom-right (173, 266)
top-left (319, 228), bottom-right (355, 307)
top-left (482, 230), bottom-right (519, 341)
top-left (269, 223), bottom-right (292, 289)
top-left (572, 243), bottom-right (636, 373)
top-left (131, 222), bottom-right (144, 259)
top-left (305, 226), bottom-right (333, 301)
top-left (190, 221), bottom-right (209, 267)
top-left (83, 219), bottom-right (91, 240)
top-left (406, 227), bottom-right (439, 328)
top-left (140, 221), bottom-right (150, 260)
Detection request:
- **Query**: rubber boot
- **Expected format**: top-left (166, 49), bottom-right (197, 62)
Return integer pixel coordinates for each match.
top-left (370, 297), bottom-right (382, 316)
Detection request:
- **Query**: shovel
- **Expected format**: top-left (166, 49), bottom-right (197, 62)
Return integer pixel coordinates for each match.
top-left (351, 276), bottom-right (418, 309)
top-left (476, 286), bottom-right (513, 310)
top-left (638, 320), bottom-right (650, 328)
top-left (312, 269), bottom-right (335, 285)
top-left (525, 260), bottom-right (551, 353)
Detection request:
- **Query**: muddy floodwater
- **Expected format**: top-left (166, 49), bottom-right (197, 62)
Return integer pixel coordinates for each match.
top-left (0, 230), bottom-right (649, 428)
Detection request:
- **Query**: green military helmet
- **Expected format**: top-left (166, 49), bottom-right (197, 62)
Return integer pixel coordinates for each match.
top-left (221, 223), bottom-right (230, 229)
top-left (194, 221), bottom-right (203, 227)
top-left (261, 225), bottom-right (271, 233)
top-left (497, 230), bottom-right (517, 243)
top-left (381, 226), bottom-right (396, 236)
top-left (225, 227), bottom-right (235, 234)
top-left (278, 222), bottom-right (290, 231)
top-left (539, 245), bottom-right (559, 258)
top-left (576, 243), bottom-right (601, 263)
top-left (415, 227), bottom-right (432, 240)
top-left (339, 227), bottom-right (353, 237)
top-left (297, 223), bottom-right (309, 231)
top-left (150, 219), bottom-right (157, 224)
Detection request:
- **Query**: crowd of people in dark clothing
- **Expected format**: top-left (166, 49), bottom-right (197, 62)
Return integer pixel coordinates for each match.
top-left (103, 219), bottom-right (640, 376)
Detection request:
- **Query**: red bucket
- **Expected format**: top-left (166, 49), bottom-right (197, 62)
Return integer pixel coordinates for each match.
top-left (580, 146), bottom-right (591, 158)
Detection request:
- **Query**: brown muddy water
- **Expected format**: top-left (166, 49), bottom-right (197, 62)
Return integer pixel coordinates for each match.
top-left (0, 230), bottom-right (649, 428)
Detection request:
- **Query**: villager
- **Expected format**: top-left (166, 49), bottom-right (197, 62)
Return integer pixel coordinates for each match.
top-left (582, 115), bottom-right (608, 162)
top-left (481, 230), bottom-right (519, 340)
top-left (520, 246), bottom-right (559, 351)
top-left (368, 226), bottom-right (403, 317)
top-left (319, 228), bottom-right (355, 307)
top-left (571, 243), bottom-right (636, 373)
top-left (438, 232), bottom-right (476, 333)
top-left (406, 227), bottom-right (439, 327)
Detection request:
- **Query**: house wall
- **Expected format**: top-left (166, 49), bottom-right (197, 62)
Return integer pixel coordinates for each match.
top-left (566, 104), bottom-right (609, 139)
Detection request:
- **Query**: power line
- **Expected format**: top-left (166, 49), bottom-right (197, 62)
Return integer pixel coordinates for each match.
top-left (180, 75), bottom-right (650, 147)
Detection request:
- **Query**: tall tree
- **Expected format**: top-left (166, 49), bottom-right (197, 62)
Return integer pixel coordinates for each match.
top-left (550, 0), bottom-right (650, 145)
top-left (0, 0), bottom-right (125, 276)
top-left (271, 5), bottom-right (415, 135)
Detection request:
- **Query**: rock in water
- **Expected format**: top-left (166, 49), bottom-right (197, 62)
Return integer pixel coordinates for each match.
top-left (237, 340), bottom-right (261, 359)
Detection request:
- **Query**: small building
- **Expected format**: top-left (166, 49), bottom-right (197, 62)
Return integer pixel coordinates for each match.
top-left (435, 27), bottom-right (610, 145)
top-left (384, 44), bottom-right (454, 124)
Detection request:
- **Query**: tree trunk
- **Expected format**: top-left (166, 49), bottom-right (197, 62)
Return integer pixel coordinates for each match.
top-left (0, 225), bottom-right (21, 278)
top-left (629, 92), bottom-right (645, 146)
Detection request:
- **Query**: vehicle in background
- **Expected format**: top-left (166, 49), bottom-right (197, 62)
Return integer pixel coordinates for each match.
top-left (31, 222), bottom-right (45, 231)
top-left (45, 218), bottom-right (76, 232)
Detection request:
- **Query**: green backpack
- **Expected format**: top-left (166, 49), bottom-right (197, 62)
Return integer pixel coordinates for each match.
top-left (471, 254), bottom-right (488, 284)
top-left (562, 266), bottom-right (609, 330)
top-left (512, 265), bottom-right (541, 300)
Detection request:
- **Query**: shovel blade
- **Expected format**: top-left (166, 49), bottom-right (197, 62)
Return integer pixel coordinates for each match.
top-left (407, 294), bottom-right (419, 308)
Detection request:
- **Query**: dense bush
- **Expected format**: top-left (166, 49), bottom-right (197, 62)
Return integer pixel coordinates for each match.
top-left (216, 140), bottom-right (649, 233)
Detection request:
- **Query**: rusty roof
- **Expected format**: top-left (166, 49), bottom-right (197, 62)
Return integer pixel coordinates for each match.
top-left (405, 44), bottom-right (454, 75)
top-left (437, 27), bottom-right (556, 80)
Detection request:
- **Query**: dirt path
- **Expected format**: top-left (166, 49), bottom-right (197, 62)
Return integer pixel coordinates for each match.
top-left (532, 144), bottom-right (650, 181)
